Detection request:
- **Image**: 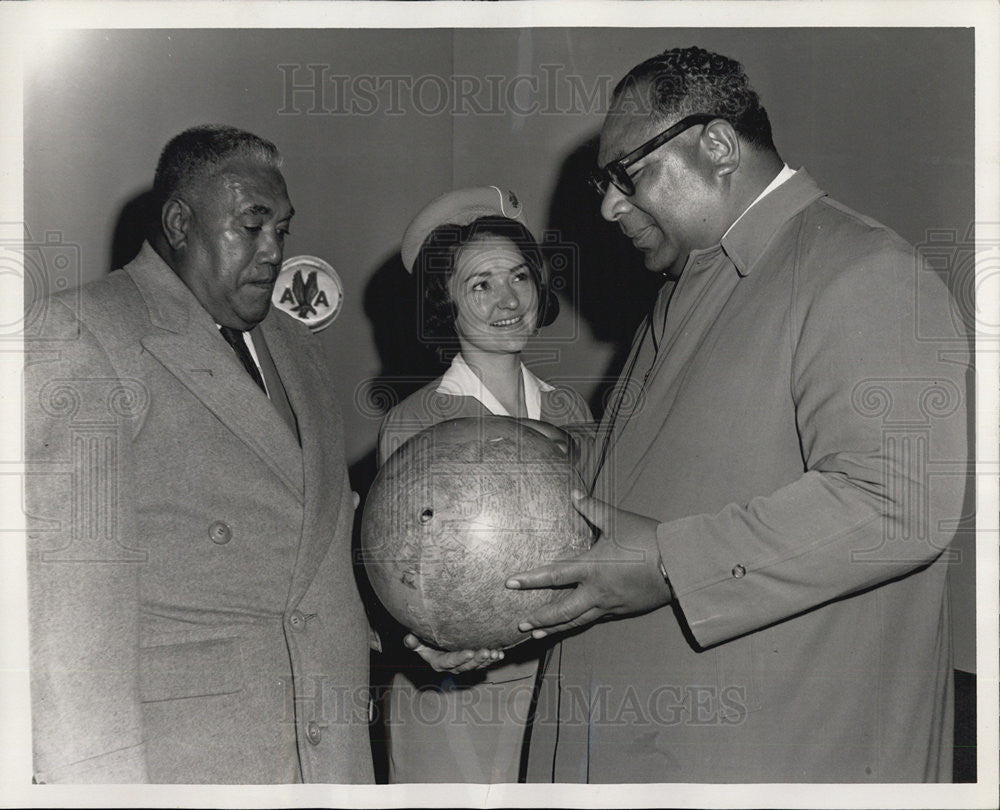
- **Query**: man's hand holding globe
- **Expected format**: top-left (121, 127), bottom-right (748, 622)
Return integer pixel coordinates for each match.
top-left (411, 489), bottom-right (676, 674)
top-left (507, 492), bottom-right (675, 638)
top-left (360, 416), bottom-right (673, 673)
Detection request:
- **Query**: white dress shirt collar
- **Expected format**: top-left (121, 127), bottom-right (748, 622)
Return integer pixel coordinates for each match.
top-left (436, 352), bottom-right (553, 420)
top-left (215, 323), bottom-right (269, 397)
top-left (722, 164), bottom-right (797, 240)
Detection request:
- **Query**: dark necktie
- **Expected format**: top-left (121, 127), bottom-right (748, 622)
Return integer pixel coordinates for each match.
top-left (219, 325), bottom-right (267, 394)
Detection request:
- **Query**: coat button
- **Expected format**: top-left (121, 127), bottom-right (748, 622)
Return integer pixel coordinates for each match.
top-left (731, 564), bottom-right (747, 578)
top-left (288, 610), bottom-right (306, 631)
top-left (305, 720), bottom-right (322, 745)
top-left (208, 521), bottom-right (232, 545)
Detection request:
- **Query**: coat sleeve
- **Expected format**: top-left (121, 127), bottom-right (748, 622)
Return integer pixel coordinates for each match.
top-left (376, 389), bottom-right (448, 467)
top-left (548, 385), bottom-right (597, 484)
top-left (376, 404), bottom-right (422, 468)
top-left (657, 230), bottom-right (970, 648)
top-left (24, 299), bottom-right (149, 783)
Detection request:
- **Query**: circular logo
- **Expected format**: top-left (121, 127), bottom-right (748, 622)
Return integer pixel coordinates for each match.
top-left (272, 255), bottom-right (344, 332)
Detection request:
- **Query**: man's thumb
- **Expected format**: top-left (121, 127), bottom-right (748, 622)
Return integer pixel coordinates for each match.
top-left (570, 489), bottom-right (604, 528)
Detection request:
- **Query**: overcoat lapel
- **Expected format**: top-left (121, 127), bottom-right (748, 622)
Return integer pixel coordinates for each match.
top-left (263, 313), bottom-right (346, 607)
top-left (126, 245), bottom-right (305, 500)
top-left (613, 264), bottom-right (742, 501)
top-left (606, 171), bottom-right (827, 503)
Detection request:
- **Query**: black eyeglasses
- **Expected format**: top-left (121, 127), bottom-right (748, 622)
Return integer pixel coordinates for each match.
top-left (588, 114), bottom-right (717, 197)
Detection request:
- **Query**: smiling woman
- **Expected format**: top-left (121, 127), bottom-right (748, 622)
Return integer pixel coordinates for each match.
top-left (450, 234), bottom-right (540, 361)
top-left (417, 218), bottom-right (555, 416)
top-left (373, 188), bottom-right (594, 783)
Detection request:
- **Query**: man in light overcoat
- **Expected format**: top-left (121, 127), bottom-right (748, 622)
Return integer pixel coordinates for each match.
top-left (25, 125), bottom-right (374, 784)
top-left (509, 47), bottom-right (971, 782)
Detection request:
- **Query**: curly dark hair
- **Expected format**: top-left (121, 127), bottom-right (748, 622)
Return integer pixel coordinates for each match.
top-left (614, 46), bottom-right (777, 153)
top-left (414, 216), bottom-right (558, 341)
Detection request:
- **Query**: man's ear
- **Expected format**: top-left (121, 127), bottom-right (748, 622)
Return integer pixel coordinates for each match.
top-left (700, 119), bottom-right (741, 178)
top-left (161, 197), bottom-right (192, 251)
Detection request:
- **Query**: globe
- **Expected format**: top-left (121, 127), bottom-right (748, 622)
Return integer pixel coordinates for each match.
top-left (361, 416), bottom-right (593, 651)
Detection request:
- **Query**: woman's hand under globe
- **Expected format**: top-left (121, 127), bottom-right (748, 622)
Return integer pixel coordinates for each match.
top-left (403, 634), bottom-right (505, 674)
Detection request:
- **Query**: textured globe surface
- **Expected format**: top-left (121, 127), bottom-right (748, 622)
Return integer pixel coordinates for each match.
top-left (361, 416), bottom-right (593, 651)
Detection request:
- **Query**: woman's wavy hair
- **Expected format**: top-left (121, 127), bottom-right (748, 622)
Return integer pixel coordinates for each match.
top-left (413, 216), bottom-right (558, 341)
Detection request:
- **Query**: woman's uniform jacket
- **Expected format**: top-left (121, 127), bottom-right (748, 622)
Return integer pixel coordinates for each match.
top-left (25, 243), bottom-right (374, 784)
top-left (375, 353), bottom-right (593, 783)
top-left (525, 170), bottom-right (971, 783)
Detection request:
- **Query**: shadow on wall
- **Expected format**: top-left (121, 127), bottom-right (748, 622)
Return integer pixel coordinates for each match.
top-left (349, 247), bottom-right (447, 543)
top-left (544, 132), bottom-right (665, 418)
top-left (110, 188), bottom-right (158, 272)
top-left (361, 250), bottom-right (446, 413)
top-left (351, 248), bottom-right (450, 783)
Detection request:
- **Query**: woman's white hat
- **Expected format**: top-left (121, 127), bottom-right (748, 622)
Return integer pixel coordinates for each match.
top-left (400, 186), bottom-right (526, 273)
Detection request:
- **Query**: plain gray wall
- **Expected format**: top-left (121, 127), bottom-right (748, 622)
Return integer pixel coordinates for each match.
top-left (23, 27), bottom-right (976, 670)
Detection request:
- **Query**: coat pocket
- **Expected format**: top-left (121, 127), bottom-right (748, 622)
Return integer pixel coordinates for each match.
top-left (139, 636), bottom-right (244, 703)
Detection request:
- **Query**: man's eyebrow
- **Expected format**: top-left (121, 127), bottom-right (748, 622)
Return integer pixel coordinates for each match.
top-left (241, 203), bottom-right (295, 219)
top-left (241, 203), bottom-right (272, 216)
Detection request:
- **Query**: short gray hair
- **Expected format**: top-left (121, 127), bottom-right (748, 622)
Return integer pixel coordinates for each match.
top-left (152, 124), bottom-right (282, 208)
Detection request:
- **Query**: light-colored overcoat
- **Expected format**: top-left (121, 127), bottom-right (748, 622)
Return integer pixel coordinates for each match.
top-left (25, 243), bottom-right (374, 784)
top-left (526, 171), bottom-right (971, 783)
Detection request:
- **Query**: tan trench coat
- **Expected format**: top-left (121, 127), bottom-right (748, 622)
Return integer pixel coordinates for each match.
top-left (526, 171), bottom-right (971, 783)
top-left (25, 243), bottom-right (374, 784)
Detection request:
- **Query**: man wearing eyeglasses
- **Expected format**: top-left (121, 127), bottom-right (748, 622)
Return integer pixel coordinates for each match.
top-left (508, 47), bottom-right (969, 782)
